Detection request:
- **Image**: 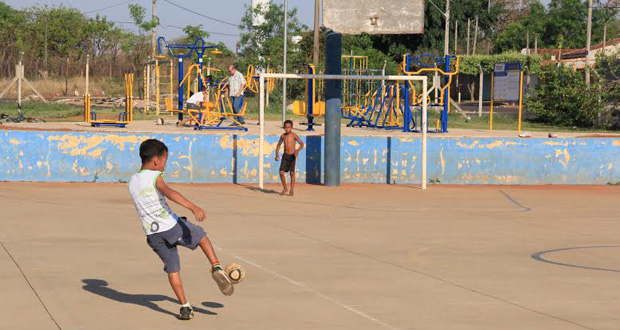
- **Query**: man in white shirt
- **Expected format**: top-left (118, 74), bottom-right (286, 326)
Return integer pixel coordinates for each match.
top-left (227, 65), bottom-right (246, 125)
top-left (178, 89), bottom-right (207, 127)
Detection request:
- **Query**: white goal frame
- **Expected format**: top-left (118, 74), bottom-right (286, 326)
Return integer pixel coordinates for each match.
top-left (258, 73), bottom-right (428, 190)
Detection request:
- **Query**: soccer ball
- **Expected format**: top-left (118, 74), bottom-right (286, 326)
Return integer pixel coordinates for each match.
top-left (225, 263), bottom-right (245, 284)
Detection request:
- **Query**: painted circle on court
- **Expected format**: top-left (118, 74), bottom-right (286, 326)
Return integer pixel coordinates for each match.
top-left (531, 245), bottom-right (620, 273)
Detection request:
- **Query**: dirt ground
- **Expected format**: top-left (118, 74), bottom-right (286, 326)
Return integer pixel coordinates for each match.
top-left (1, 182), bottom-right (619, 330)
top-left (3, 119), bottom-right (619, 138)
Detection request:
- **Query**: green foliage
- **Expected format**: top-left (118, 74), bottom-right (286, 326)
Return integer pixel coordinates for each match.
top-left (527, 65), bottom-right (604, 128)
top-left (459, 53), bottom-right (542, 75)
top-left (595, 51), bottom-right (620, 129)
top-left (128, 4), bottom-right (159, 33)
top-left (238, 2), bottom-right (307, 70)
top-left (238, 2), bottom-right (307, 97)
top-left (182, 25), bottom-right (210, 44)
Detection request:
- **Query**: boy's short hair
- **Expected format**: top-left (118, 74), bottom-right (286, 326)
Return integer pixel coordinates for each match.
top-left (140, 139), bottom-right (168, 164)
top-left (283, 120), bottom-right (293, 127)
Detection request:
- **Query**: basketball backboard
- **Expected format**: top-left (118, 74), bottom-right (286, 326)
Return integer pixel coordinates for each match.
top-left (323, 0), bottom-right (425, 35)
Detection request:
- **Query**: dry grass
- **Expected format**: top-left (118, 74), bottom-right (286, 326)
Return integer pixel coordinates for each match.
top-left (0, 76), bottom-right (128, 99)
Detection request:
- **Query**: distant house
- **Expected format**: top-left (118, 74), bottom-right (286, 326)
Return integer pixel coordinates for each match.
top-left (522, 38), bottom-right (620, 69)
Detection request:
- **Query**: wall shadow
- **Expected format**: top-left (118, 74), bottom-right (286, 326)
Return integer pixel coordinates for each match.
top-left (305, 135), bottom-right (322, 184)
top-left (386, 137), bottom-right (392, 184)
top-left (232, 134), bottom-right (238, 184)
top-left (82, 279), bottom-right (223, 318)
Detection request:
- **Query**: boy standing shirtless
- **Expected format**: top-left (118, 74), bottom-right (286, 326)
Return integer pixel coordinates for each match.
top-left (275, 120), bottom-right (304, 196)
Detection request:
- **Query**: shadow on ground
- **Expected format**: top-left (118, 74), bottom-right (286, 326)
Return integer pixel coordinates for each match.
top-left (82, 279), bottom-right (223, 317)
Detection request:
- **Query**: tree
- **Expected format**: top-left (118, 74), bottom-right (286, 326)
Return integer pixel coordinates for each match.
top-left (544, 0), bottom-right (587, 49)
top-left (182, 25), bottom-right (210, 44)
top-left (238, 2), bottom-right (306, 70)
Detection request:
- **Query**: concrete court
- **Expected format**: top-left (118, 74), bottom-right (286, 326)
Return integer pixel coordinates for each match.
top-left (1, 182), bottom-right (619, 330)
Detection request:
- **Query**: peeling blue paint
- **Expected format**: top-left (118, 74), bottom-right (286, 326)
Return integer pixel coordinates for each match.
top-left (1, 130), bottom-right (619, 184)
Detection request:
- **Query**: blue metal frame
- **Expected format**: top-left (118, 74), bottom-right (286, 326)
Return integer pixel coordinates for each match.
top-left (306, 64), bottom-right (316, 131)
top-left (403, 54), bottom-right (458, 133)
top-left (157, 37), bottom-right (218, 122)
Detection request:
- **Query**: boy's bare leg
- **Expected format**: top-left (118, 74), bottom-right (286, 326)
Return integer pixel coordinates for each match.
top-left (289, 171), bottom-right (295, 196)
top-left (279, 170), bottom-right (288, 195)
top-left (168, 272), bottom-right (188, 304)
top-left (197, 236), bottom-right (219, 266)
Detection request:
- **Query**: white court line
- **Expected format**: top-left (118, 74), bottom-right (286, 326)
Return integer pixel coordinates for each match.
top-left (214, 246), bottom-right (399, 330)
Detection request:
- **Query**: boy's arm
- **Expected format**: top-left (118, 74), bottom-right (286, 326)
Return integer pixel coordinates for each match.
top-left (155, 175), bottom-right (205, 221)
top-left (275, 135), bottom-right (283, 161)
top-left (294, 133), bottom-right (305, 156)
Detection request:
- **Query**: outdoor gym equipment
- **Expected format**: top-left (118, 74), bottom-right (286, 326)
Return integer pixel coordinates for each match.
top-left (341, 82), bottom-right (407, 130)
top-left (187, 78), bottom-right (249, 132)
top-left (84, 72), bottom-right (134, 128)
top-left (292, 64), bottom-right (325, 131)
top-left (157, 37), bottom-right (220, 122)
top-left (402, 54), bottom-right (459, 133)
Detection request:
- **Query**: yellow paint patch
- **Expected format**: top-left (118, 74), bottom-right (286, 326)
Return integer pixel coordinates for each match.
top-left (456, 140), bottom-right (479, 149)
top-left (544, 141), bottom-right (568, 146)
top-left (348, 140), bottom-right (359, 146)
top-left (613, 140), bottom-right (620, 146)
top-left (440, 148), bottom-right (445, 175)
top-left (483, 140), bottom-right (503, 149)
top-left (87, 148), bottom-right (104, 157)
top-left (9, 139), bottom-right (20, 145)
top-left (218, 135), bottom-right (277, 157)
top-left (505, 141), bottom-right (524, 146)
top-left (555, 149), bottom-right (571, 167)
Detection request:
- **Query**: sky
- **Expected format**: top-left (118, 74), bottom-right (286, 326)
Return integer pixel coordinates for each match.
top-left (4, 0), bottom-right (553, 51)
top-left (3, 0), bottom-right (318, 50)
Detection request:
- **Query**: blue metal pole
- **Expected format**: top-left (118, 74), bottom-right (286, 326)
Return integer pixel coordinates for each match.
top-left (324, 30), bottom-right (342, 186)
top-left (178, 57), bottom-right (184, 122)
top-left (403, 55), bottom-right (412, 132)
top-left (442, 55), bottom-right (450, 133)
top-left (307, 65), bottom-right (315, 131)
top-left (198, 56), bottom-right (203, 92)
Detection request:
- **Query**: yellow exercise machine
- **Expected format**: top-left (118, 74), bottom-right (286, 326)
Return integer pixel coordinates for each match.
top-left (84, 72), bottom-right (134, 127)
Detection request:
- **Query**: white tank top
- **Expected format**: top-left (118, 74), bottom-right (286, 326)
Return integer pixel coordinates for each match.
top-left (128, 170), bottom-right (178, 235)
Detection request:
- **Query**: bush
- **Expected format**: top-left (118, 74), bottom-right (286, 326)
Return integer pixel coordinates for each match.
top-left (595, 54), bottom-right (620, 129)
top-left (526, 65), bottom-right (604, 128)
top-left (459, 53), bottom-right (543, 75)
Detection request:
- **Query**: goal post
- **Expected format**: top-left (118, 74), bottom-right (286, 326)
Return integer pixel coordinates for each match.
top-left (258, 73), bottom-right (428, 190)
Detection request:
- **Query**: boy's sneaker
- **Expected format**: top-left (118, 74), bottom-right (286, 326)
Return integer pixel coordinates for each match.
top-left (212, 264), bottom-right (234, 296)
top-left (178, 305), bottom-right (194, 320)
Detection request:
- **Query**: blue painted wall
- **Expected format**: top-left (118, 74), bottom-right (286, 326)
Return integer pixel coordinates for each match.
top-left (1, 130), bottom-right (619, 184)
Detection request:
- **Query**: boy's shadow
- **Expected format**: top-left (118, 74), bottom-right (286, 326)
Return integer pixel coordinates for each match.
top-left (82, 279), bottom-right (223, 317)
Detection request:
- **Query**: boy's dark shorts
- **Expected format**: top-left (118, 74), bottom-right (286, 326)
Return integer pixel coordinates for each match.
top-left (146, 217), bottom-right (206, 273)
top-left (279, 154), bottom-right (296, 172)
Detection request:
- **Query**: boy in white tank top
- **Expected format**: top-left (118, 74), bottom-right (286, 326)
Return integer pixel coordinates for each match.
top-left (128, 139), bottom-right (234, 320)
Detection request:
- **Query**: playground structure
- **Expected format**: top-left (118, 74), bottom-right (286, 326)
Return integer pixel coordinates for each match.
top-left (341, 55), bottom-right (385, 109)
top-left (154, 37), bottom-right (275, 131)
top-left (402, 54), bottom-right (459, 133)
top-left (294, 55), bottom-right (384, 132)
top-left (293, 64), bottom-right (325, 131)
top-left (84, 72), bottom-right (134, 128)
top-left (340, 54), bottom-right (459, 133)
